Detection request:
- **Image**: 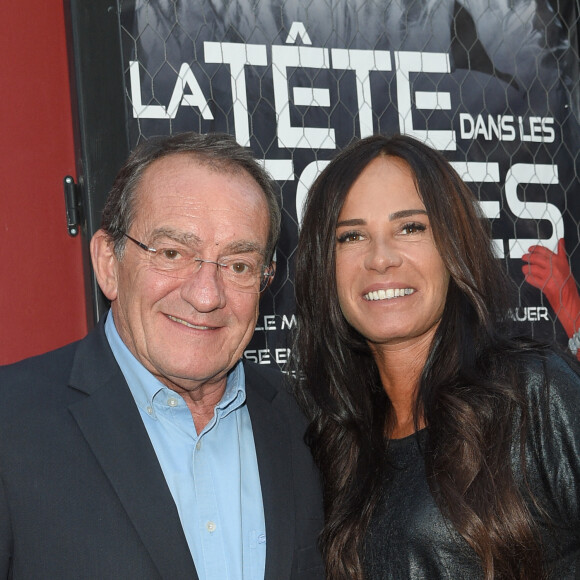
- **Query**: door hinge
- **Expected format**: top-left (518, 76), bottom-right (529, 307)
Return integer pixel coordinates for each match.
top-left (63, 175), bottom-right (81, 237)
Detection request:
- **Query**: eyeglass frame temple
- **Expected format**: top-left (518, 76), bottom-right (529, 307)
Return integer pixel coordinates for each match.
top-left (122, 232), bottom-right (156, 253)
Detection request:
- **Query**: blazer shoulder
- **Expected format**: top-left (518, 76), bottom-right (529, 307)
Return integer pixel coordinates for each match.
top-left (0, 340), bottom-right (79, 389)
top-left (243, 360), bottom-right (285, 386)
top-left (243, 360), bottom-right (310, 433)
top-left (0, 320), bottom-right (114, 420)
top-left (0, 340), bottom-right (85, 438)
top-left (243, 361), bottom-right (294, 403)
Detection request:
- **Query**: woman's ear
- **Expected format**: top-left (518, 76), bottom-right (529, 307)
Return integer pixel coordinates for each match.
top-left (90, 229), bottom-right (119, 301)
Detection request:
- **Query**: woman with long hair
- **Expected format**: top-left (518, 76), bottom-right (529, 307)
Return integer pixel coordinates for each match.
top-left (293, 134), bottom-right (580, 579)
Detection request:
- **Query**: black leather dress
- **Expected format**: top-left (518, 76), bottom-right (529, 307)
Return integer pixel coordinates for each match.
top-left (363, 353), bottom-right (580, 579)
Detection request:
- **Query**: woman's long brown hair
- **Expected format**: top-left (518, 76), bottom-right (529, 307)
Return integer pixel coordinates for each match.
top-left (293, 134), bottom-right (545, 579)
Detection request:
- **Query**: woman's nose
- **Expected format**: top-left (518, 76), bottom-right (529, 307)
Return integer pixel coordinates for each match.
top-left (364, 239), bottom-right (403, 273)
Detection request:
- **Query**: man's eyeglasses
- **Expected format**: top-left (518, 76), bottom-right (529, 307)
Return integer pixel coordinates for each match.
top-left (122, 232), bottom-right (274, 294)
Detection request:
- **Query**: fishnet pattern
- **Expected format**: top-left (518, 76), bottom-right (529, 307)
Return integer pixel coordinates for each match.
top-left (119, 0), bottom-right (580, 364)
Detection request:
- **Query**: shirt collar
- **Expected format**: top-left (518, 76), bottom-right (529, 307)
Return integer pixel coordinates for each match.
top-left (104, 312), bottom-right (247, 418)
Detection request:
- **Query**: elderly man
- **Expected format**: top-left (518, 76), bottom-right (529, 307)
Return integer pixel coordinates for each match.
top-left (0, 132), bottom-right (323, 579)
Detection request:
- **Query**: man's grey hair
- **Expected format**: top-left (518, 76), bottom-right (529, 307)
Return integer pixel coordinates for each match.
top-left (101, 132), bottom-right (281, 263)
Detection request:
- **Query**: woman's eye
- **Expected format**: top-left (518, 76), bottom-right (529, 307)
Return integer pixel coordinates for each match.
top-left (337, 231), bottom-right (363, 243)
top-left (401, 222), bottom-right (426, 235)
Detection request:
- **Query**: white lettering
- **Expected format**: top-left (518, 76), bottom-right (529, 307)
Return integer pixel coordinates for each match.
top-left (275, 348), bottom-right (291, 365)
top-left (281, 314), bottom-right (297, 330)
top-left (542, 117), bottom-right (555, 142)
top-left (204, 42), bottom-right (267, 146)
top-left (244, 350), bottom-right (258, 363)
top-left (459, 114), bottom-right (516, 142)
top-left (460, 113), bottom-right (474, 139)
top-left (501, 115), bottom-right (516, 141)
top-left (450, 161), bottom-right (504, 258)
top-left (129, 61), bottom-right (169, 119)
top-left (505, 164), bottom-right (562, 258)
top-left (264, 315), bottom-right (276, 330)
top-left (508, 307), bottom-right (550, 322)
top-left (272, 43), bottom-right (335, 149)
top-left (244, 348), bottom-right (293, 365)
top-left (331, 49), bottom-right (391, 138)
top-left (261, 159), bottom-right (295, 181)
top-left (518, 116), bottom-right (555, 143)
top-left (394, 51), bottom-right (456, 150)
top-left (473, 115), bottom-right (491, 140)
top-left (286, 22), bottom-right (312, 45)
top-left (166, 63), bottom-right (214, 120)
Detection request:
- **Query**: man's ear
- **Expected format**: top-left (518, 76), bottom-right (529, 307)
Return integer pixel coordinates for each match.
top-left (90, 230), bottom-right (119, 301)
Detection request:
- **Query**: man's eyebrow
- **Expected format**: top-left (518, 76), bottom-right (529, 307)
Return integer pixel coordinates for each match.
top-left (149, 228), bottom-right (201, 245)
top-left (148, 228), bottom-right (265, 256)
top-left (336, 209), bottom-right (427, 228)
top-left (223, 240), bottom-right (266, 256)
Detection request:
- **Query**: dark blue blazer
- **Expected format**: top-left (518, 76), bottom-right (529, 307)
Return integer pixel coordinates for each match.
top-left (0, 320), bottom-right (324, 579)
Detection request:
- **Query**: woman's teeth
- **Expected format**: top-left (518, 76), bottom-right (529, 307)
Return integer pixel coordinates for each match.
top-left (364, 288), bottom-right (414, 301)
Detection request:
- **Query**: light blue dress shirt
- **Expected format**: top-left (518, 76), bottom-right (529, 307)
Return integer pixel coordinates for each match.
top-left (105, 314), bottom-right (266, 580)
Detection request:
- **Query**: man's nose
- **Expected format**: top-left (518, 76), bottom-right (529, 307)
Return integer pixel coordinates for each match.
top-left (179, 260), bottom-right (226, 312)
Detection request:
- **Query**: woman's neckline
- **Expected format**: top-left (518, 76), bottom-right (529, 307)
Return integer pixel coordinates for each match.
top-left (386, 427), bottom-right (427, 443)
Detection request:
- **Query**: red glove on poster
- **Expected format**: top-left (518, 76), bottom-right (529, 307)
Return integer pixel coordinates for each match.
top-left (522, 238), bottom-right (580, 358)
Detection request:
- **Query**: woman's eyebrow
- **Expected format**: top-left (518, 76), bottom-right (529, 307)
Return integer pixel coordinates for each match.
top-left (336, 218), bottom-right (366, 228)
top-left (389, 209), bottom-right (427, 220)
top-left (336, 209), bottom-right (427, 228)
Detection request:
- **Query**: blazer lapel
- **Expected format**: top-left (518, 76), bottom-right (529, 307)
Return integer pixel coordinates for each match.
top-left (245, 364), bottom-right (295, 580)
top-left (67, 323), bottom-right (198, 580)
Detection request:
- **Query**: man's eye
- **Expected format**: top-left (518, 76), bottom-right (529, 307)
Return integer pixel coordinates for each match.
top-left (160, 248), bottom-right (181, 260)
top-left (229, 261), bottom-right (251, 275)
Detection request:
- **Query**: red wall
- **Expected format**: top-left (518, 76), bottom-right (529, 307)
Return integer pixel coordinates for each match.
top-left (0, 2), bottom-right (88, 364)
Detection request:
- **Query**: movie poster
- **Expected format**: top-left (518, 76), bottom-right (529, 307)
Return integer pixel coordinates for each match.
top-left (118, 0), bottom-right (580, 364)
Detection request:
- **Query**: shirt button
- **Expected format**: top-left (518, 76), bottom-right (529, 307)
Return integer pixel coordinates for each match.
top-left (206, 521), bottom-right (217, 533)
top-left (146, 406), bottom-right (153, 415)
top-left (258, 534), bottom-right (266, 544)
top-left (196, 441), bottom-right (202, 451)
top-left (167, 397), bottom-right (179, 407)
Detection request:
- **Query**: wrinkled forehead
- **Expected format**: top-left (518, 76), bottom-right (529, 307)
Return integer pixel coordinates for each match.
top-left (134, 153), bottom-right (265, 213)
top-left (129, 153), bottom-right (271, 247)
